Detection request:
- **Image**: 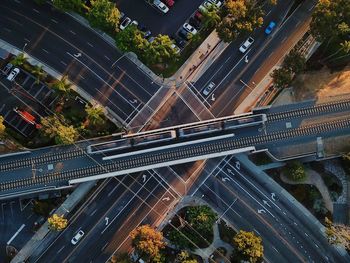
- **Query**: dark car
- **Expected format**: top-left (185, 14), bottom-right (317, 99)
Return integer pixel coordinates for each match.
top-left (137, 24), bottom-right (148, 32)
top-left (194, 11), bottom-right (203, 22)
top-left (178, 28), bottom-right (192, 41)
top-left (143, 30), bottom-right (152, 39)
top-left (173, 36), bottom-right (187, 48)
top-left (189, 17), bottom-right (201, 29)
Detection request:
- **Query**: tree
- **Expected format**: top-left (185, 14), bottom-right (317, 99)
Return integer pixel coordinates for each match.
top-left (31, 65), bottom-right (47, 84)
top-left (283, 161), bottom-right (306, 182)
top-left (10, 53), bottom-right (27, 67)
top-left (50, 75), bottom-right (71, 94)
top-left (175, 251), bottom-right (198, 263)
top-left (47, 214), bottom-right (68, 231)
top-left (130, 225), bottom-right (166, 261)
top-left (88, 0), bottom-right (121, 33)
top-left (52, 0), bottom-right (85, 12)
top-left (0, 116), bottom-right (5, 138)
top-left (186, 205), bottom-right (217, 234)
top-left (40, 115), bottom-right (78, 145)
top-left (233, 230), bottom-right (264, 263)
top-left (143, 34), bottom-right (179, 65)
top-left (325, 217), bottom-right (350, 250)
top-left (283, 49), bottom-right (306, 74)
top-left (115, 25), bottom-right (148, 53)
top-left (109, 253), bottom-right (132, 263)
top-left (270, 67), bottom-right (293, 89)
top-left (168, 229), bottom-right (195, 250)
top-left (201, 4), bottom-right (221, 30)
top-left (85, 104), bottom-right (105, 126)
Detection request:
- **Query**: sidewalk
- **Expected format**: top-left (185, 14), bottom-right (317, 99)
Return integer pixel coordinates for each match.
top-left (11, 181), bottom-right (96, 263)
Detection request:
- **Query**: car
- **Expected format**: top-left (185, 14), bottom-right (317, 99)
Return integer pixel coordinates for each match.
top-left (2, 63), bottom-right (13, 75)
top-left (131, 20), bottom-right (138, 27)
top-left (148, 36), bottom-right (155, 43)
top-left (239, 37), bottom-right (254, 53)
top-left (137, 24), bottom-right (147, 32)
top-left (178, 29), bottom-right (192, 41)
top-left (171, 43), bottom-right (181, 54)
top-left (208, 0), bottom-right (222, 8)
top-left (71, 230), bottom-right (85, 245)
top-left (120, 17), bottom-right (131, 30)
top-left (203, 82), bottom-right (215, 96)
top-left (189, 17), bottom-right (201, 29)
top-left (154, 0), bottom-right (169, 14)
top-left (143, 30), bottom-right (152, 39)
top-left (199, 1), bottom-right (213, 12)
top-left (164, 0), bottom-right (174, 7)
top-left (173, 36), bottom-right (187, 48)
top-left (265, 21), bottom-right (276, 35)
top-left (183, 23), bottom-right (197, 35)
top-left (194, 11), bottom-right (203, 22)
top-left (120, 12), bottom-right (125, 20)
top-left (6, 68), bottom-right (20, 81)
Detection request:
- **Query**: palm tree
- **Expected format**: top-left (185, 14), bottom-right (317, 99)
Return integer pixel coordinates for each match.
top-left (322, 40), bottom-right (350, 62)
top-left (202, 5), bottom-right (221, 30)
top-left (31, 65), bottom-right (47, 84)
top-left (85, 104), bottom-right (105, 126)
top-left (10, 53), bottom-right (27, 67)
top-left (50, 75), bottom-right (71, 94)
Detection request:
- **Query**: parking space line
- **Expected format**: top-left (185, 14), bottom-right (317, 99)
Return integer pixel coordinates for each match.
top-left (104, 55), bottom-right (111, 61)
top-left (32, 8), bottom-right (40, 14)
top-left (42, 48), bottom-right (49, 54)
top-left (69, 30), bottom-right (76, 35)
top-left (87, 42), bottom-right (94, 47)
top-left (60, 61), bottom-right (67, 66)
top-left (50, 19), bottom-right (58, 24)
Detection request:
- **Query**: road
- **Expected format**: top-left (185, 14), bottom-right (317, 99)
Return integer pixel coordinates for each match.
top-left (190, 156), bottom-right (349, 263)
top-left (0, 0), bottom-right (161, 125)
top-left (34, 171), bottom-right (179, 263)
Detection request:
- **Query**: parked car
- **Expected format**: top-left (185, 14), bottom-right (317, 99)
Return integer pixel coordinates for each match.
top-left (71, 230), bottom-right (85, 245)
top-left (137, 24), bottom-right (147, 32)
top-left (171, 43), bottom-right (181, 54)
top-left (173, 36), bottom-right (187, 48)
top-left (131, 20), bottom-right (139, 27)
top-left (208, 0), bottom-right (222, 8)
top-left (164, 0), bottom-right (174, 8)
top-left (154, 0), bottom-right (169, 14)
top-left (239, 37), bottom-right (254, 53)
top-left (120, 17), bottom-right (131, 30)
top-left (2, 63), bottom-right (13, 75)
top-left (6, 68), bottom-right (20, 81)
top-left (265, 21), bottom-right (276, 35)
top-left (199, 1), bottom-right (213, 12)
top-left (148, 36), bottom-right (155, 43)
top-left (194, 11), bottom-right (203, 22)
top-left (189, 17), bottom-right (201, 29)
top-left (143, 30), bottom-right (152, 39)
top-left (178, 29), bottom-right (192, 41)
top-left (203, 82), bottom-right (215, 96)
top-left (183, 23), bottom-right (197, 35)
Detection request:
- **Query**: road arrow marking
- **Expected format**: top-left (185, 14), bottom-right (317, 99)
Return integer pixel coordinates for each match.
top-left (162, 197), bottom-right (170, 201)
top-left (222, 177), bottom-right (231, 182)
top-left (105, 217), bottom-right (109, 225)
top-left (271, 192), bottom-right (276, 201)
top-left (263, 200), bottom-right (271, 207)
top-left (235, 161), bottom-right (240, 170)
top-left (74, 52), bottom-right (82, 58)
top-left (257, 209), bottom-right (266, 214)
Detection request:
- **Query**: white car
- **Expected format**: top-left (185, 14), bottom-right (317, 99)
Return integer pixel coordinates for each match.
top-left (199, 1), bottom-right (213, 12)
top-left (154, 0), bottom-right (169, 14)
top-left (6, 68), bottom-right (20, 82)
top-left (131, 20), bottom-right (138, 27)
top-left (71, 230), bottom-right (85, 245)
top-left (208, 0), bottom-right (222, 8)
top-left (239, 37), bottom-right (254, 53)
top-left (183, 23), bottom-right (197, 35)
top-left (203, 82), bottom-right (215, 96)
top-left (119, 17), bottom-right (131, 30)
top-left (171, 43), bottom-right (181, 54)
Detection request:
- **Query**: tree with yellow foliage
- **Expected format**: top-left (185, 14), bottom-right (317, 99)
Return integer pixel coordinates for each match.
top-left (325, 217), bottom-right (350, 250)
top-left (233, 230), bottom-right (264, 263)
top-left (0, 116), bottom-right (5, 138)
top-left (130, 225), bottom-right (166, 261)
top-left (48, 214), bottom-right (68, 231)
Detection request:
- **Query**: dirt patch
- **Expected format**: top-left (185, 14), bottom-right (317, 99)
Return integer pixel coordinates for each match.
top-left (293, 66), bottom-right (350, 101)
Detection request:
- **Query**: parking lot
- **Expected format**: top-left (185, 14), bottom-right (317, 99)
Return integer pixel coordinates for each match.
top-left (115, 0), bottom-right (204, 37)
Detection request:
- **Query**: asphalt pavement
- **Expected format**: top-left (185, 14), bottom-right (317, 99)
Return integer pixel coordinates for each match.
top-left (0, 0), bottom-right (161, 125)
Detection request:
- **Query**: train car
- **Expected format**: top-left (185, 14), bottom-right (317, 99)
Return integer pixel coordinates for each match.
top-left (224, 114), bottom-right (266, 130)
top-left (131, 130), bottom-right (176, 146)
top-left (178, 122), bottom-right (222, 138)
top-left (87, 138), bottom-right (130, 154)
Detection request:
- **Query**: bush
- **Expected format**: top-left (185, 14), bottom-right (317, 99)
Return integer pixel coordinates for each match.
top-left (283, 161), bottom-right (306, 182)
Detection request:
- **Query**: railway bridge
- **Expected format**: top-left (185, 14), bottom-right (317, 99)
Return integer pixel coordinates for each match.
top-left (1, 99), bottom-right (350, 199)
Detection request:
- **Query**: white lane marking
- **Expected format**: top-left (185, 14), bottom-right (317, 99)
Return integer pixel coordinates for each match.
top-left (79, 74), bottom-right (85, 80)
top-left (24, 38), bottom-right (31, 42)
top-left (14, 0), bottom-right (20, 3)
top-left (104, 55), bottom-right (111, 61)
top-left (273, 246), bottom-right (279, 253)
top-left (42, 48), bottom-right (49, 54)
top-left (87, 42), bottom-right (94, 47)
top-left (32, 8), bottom-right (40, 14)
top-left (101, 242), bottom-right (109, 251)
top-left (57, 245), bottom-right (65, 254)
top-left (7, 224), bottom-right (25, 245)
top-left (4, 28), bottom-right (11, 32)
top-left (107, 185), bottom-right (119, 197)
top-left (90, 208), bottom-right (97, 216)
top-left (51, 19), bottom-right (58, 24)
top-left (60, 61), bottom-right (67, 66)
top-left (70, 30), bottom-right (76, 35)
top-left (295, 21), bottom-right (301, 28)
top-left (281, 36), bottom-right (287, 43)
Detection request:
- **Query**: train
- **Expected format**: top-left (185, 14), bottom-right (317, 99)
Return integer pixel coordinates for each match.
top-left (87, 114), bottom-right (266, 155)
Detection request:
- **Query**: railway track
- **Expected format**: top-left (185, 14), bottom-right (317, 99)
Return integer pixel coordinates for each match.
top-left (2, 117), bottom-right (350, 194)
top-left (267, 99), bottom-right (350, 122)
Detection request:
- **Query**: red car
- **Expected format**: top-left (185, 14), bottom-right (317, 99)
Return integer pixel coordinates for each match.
top-left (164, 0), bottom-right (174, 7)
top-left (194, 11), bottom-right (203, 21)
